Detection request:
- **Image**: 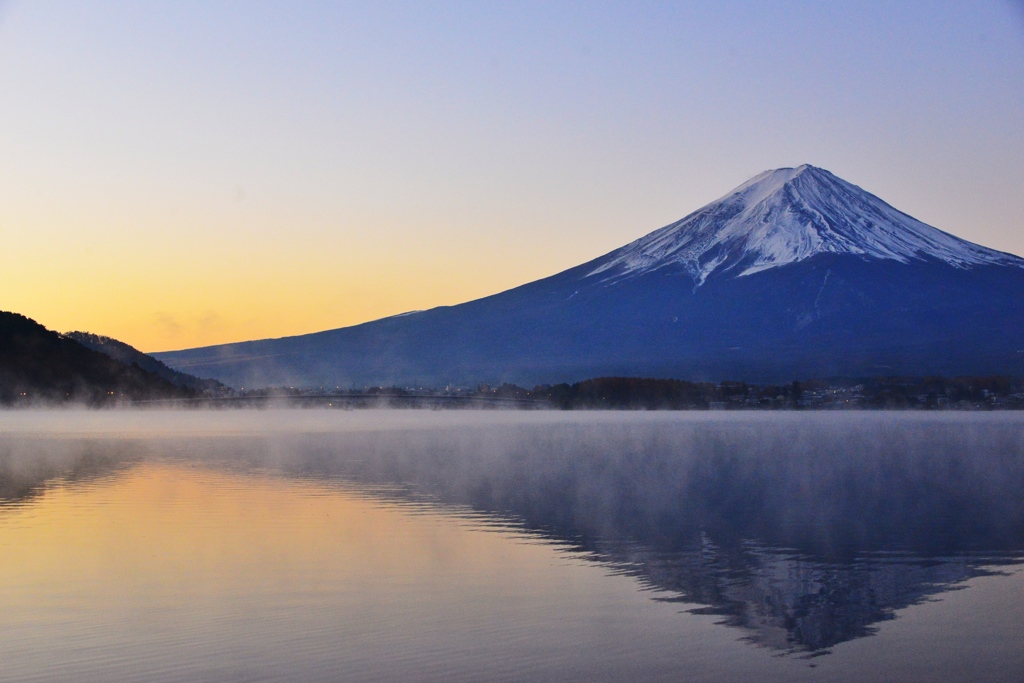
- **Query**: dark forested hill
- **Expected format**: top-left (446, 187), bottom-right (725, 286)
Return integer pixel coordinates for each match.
top-left (0, 312), bottom-right (193, 404)
top-left (65, 331), bottom-right (226, 391)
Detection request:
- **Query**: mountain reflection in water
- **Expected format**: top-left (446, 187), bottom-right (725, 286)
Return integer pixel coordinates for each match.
top-left (1, 411), bottom-right (1023, 659)
top-left (598, 540), bottom-right (1013, 654)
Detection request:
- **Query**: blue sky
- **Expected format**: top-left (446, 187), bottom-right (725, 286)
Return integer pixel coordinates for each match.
top-left (1, 1), bottom-right (1022, 349)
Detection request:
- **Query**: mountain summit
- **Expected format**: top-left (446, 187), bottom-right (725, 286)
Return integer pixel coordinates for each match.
top-left (589, 165), bottom-right (1022, 286)
top-left (155, 166), bottom-right (1024, 387)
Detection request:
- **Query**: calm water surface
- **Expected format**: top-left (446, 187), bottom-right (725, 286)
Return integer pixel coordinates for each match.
top-left (1, 410), bottom-right (1023, 682)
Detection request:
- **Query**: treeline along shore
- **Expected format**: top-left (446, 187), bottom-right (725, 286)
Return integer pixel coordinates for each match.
top-left (3, 310), bottom-right (1022, 410)
top-left (167, 375), bottom-right (1024, 410)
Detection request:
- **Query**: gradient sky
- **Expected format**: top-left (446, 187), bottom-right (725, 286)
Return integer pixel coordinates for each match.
top-left (1, 1), bottom-right (1022, 352)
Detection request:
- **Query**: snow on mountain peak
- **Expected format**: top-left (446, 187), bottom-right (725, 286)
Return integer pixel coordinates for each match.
top-left (587, 165), bottom-right (1023, 286)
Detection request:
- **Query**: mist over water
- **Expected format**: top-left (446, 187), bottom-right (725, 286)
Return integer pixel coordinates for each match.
top-left (1, 410), bottom-right (1023, 681)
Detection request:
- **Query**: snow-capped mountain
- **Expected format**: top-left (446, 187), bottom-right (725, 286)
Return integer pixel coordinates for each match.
top-left (155, 166), bottom-right (1024, 388)
top-left (589, 165), bottom-right (1023, 286)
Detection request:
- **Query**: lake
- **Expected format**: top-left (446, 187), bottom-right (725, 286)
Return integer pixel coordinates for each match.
top-left (1, 410), bottom-right (1023, 682)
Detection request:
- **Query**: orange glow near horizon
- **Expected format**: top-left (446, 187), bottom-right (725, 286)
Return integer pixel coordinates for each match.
top-left (2, 204), bottom-right (619, 352)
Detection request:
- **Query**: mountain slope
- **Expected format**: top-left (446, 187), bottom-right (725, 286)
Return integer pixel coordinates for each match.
top-left (154, 166), bottom-right (1024, 387)
top-left (66, 331), bottom-right (227, 391)
top-left (0, 312), bottom-right (193, 403)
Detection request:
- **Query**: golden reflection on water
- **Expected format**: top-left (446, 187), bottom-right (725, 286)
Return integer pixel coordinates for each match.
top-left (0, 461), bottom-right (772, 683)
top-left (0, 462), bottom-right (571, 618)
